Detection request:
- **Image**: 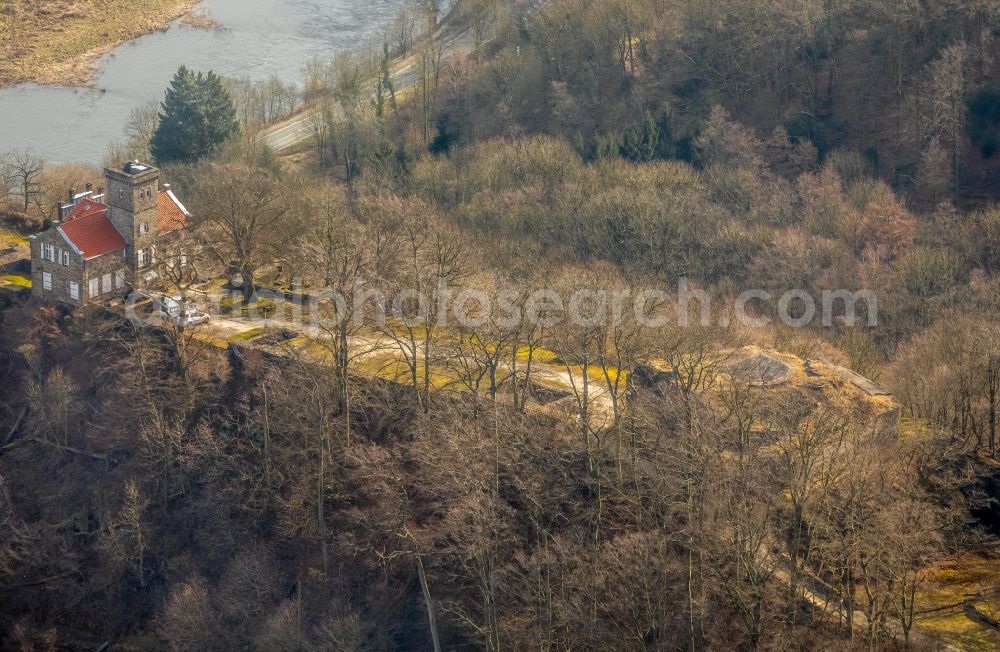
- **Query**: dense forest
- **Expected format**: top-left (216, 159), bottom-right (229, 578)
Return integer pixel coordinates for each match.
top-left (2, 0), bottom-right (1000, 649)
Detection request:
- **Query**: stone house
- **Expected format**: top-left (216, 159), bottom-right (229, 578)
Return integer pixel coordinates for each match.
top-left (30, 162), bottom-right (191, 306)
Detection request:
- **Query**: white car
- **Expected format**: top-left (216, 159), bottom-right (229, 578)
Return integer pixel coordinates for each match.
top-left (157, 296), bottom-right (211, 327)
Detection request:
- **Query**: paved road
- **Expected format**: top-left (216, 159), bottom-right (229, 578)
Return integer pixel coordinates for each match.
top-left (265, 29), bottom-right (480, 152)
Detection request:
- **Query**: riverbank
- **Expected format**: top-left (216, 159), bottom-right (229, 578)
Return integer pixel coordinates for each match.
top-left (0, 0), bottom-right (202, 87)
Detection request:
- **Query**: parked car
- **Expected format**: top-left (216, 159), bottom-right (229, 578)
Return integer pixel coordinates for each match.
top-left (156, 295), bottom-right (210, 327)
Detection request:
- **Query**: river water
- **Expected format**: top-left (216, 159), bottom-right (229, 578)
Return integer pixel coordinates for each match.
top-left (0, 0), bottom-right (418, 164)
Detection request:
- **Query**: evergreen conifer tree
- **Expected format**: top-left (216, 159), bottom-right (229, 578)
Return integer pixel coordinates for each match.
top-left (151, 66), bottom-right (240, 164)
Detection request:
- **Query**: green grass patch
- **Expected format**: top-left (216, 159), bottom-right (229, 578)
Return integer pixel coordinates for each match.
top-left (514, 345), bottom-right (559, 365)
top-left (901, 417), bottom-right (934, 441)
top-left (0, 274), bottom-right (31, 289)
top-left (219, 295), bottom-right (278, 317)
top-left (915, 554), bottom-right (1000, 650)
top-left (198, 278), bottom-right (229, 292)
top-left (228, 327), bottom-right (267, 342)
top-left (192, 332), bottom-right (231, 350)
top-left (274, 335), bottom-right (331, 360)
top-left (0, 230), bottom-right (29, 248)
top-left (352, 353), bottom-right (456, 389)
top-left (568, 364), bottom-right (626, 385)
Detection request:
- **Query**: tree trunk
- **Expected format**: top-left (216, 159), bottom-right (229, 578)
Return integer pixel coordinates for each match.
top-left (988, 357), bottom-right (997, 457)
top-left (317, 418), bottom-right (329, 578)
top-left (241, 267), bottom-right (256, 302)
top-left (423, 330), bottom-right (432, 414)
top-left (416, 554), bottom-right (442, 652)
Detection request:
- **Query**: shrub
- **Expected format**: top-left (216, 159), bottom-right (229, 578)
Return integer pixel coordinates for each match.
top-left (894, 246), bottom-right (966, 298)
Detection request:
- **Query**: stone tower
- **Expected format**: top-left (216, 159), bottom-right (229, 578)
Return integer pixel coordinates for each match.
top-left (104, 161), bottom-right (160, 272)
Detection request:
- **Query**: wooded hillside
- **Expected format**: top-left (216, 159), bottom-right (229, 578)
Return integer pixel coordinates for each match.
top-left (2, 0), bottom-right (1000, 649)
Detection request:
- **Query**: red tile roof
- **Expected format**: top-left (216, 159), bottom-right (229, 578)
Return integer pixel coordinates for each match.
top-left (157, 190), bottom-right (190, 234)
top-left (64, 197), bottom-right (106, 221)
top-left (59, 200), bottom-right (127, 260)
top-left (51, 188), bottom-right (189, 261)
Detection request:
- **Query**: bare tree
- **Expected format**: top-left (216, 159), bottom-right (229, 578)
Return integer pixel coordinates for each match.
top-left (914, 42), bottom-right (970, 199)
top-left (301, 54), bottom-right (332, 103)
top-left (124, 101), bottom-right (161, 161)
top-left (159, 576), bottom-right (218, 650)
top-left (0, 152), bottom-right (16, 200)
top-left (25, 368), bottom-right (79, 447)
top-left (390, 5), bottom-right (418, 55)
top-left (277, 356), bottom-right (342, 578)
top-left (375, 198), bottom-right (471, 412)
top-left (706, 448), bottom-right (778, 649)
top-left (7, 149), bottom-right (44, 213)
top-left (101, 480), bottom-right (150, 587)
top-left (461, 0), bottom-right (503, 51)
top-left (155, 229), bottom-right (211, 303)
top-left (772, 402), bottom-right (851, 628)
top-left (309, 95), bottom-right (335, 165)
top-left (36, 163), bottom-right (101, 219)
top-left (191, 163), bottom-right (302, 300)
top-left (300, 188), bottom-right (386, 446)
top-left (594, 277), bottom-right (655, 480)
top-left (418, 37), bottom-right (445, 145)
top-left (0, 474), bottom-right (25, 581)
top-left (329, 51), bottom-right (378, 191)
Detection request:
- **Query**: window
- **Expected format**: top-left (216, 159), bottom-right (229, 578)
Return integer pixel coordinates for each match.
top-left (102, 273), bottom-right (112, 294)
top-left (61, 251), bottom-right (70, 266)
top-left (42, 272), bottom-right (52, 291)
top-left (43, 243), bottom-right (55, 262)
top-left (89, 277), bottom-right (100, 298)
top-left (69, 282), bottom-right (79, 301)
top-left (139, 222), bottom-right (148, 235)
top-left (180, 254), bottom-right (188, 267)
top-left (137, 249), bottom-right (147, 266)
top-left (115, 270), bottom-right (125, 289)
top-left (119, 189), bottom-right (124, 199)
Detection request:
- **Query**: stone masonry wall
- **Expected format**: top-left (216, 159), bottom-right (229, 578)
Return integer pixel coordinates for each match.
top-left (30, 230), bottom-right (84, 306)
top-left (83, 252), bottom-right (128, 302)
top-left (105, 166), bottom-right (160, 272)
top-left (30, 230), bottom-right (127, 306)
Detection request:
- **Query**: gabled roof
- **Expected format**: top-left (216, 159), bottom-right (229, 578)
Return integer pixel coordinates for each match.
top-left (157, 190), bottom-right (191, 234)
top-left (64, 197), bottom-right (106, 221)
top-left (58, 199), bottom-right (127, 260)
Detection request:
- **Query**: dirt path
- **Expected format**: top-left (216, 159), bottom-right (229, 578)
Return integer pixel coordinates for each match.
top-left (200, 305), bottom-right (619, 420)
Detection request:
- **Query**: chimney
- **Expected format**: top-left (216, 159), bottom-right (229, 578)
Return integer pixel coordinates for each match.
top-left (68, 188), bottom-right (76, 204)
top-left (85, 183), bottom-right (93, 193)
top-left (96, 187), bottom-right (105, 204)
top-left (162, 183), bottom-right (171, 191)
